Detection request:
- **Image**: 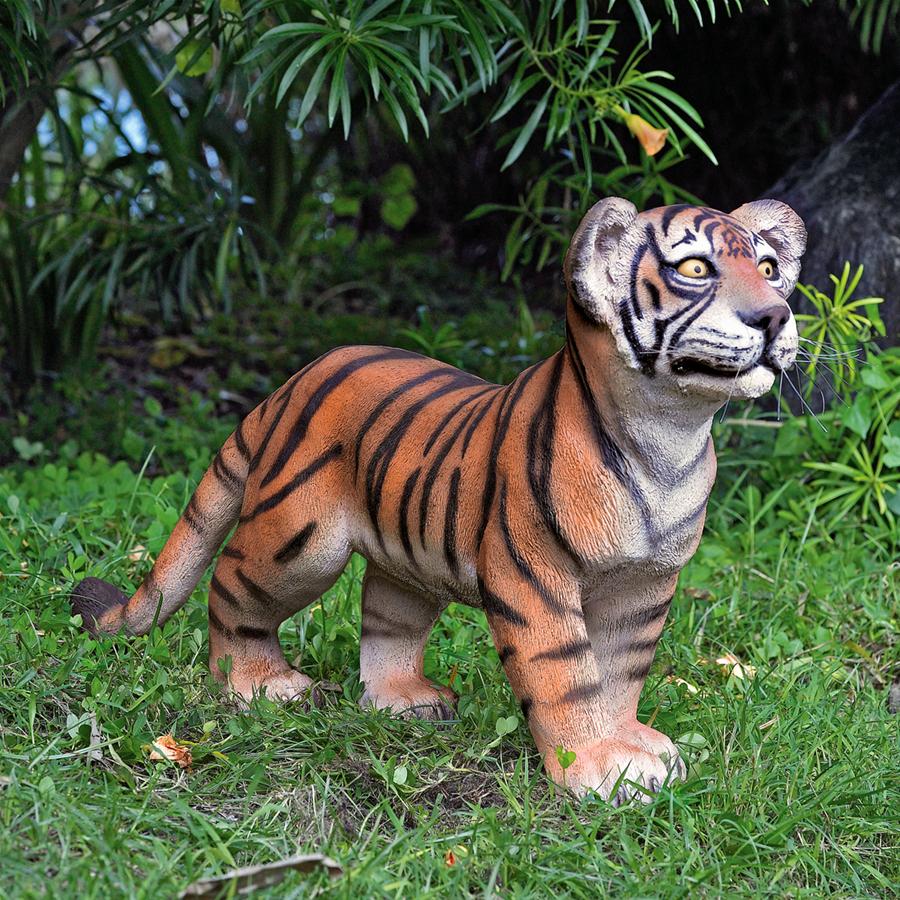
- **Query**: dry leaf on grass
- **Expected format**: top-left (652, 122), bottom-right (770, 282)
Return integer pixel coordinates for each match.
top-left (665, 675), bottom-right (699, 694)
top-left (179, 854), bottom-right (342, 898)
top-left (715, 653), bottom-right (757, 680)
top-left (148, 734), bottom-right (192, 769)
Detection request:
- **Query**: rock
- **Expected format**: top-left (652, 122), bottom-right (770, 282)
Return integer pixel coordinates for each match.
top-left (767, 80), bottom-right (900, 344)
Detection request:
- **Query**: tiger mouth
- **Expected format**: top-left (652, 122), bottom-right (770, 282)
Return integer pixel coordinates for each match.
top-left (669, 357), bottom-right (768, 378)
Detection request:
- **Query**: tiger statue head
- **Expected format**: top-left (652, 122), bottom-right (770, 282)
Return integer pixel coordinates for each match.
top-left (565, 198), bottom-right (807, 402)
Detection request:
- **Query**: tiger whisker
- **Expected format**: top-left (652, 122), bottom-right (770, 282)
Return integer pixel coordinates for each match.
top-left (783, 368), bottom-right (828, 431)
top-left (718, 363), bottom-right (744, 423)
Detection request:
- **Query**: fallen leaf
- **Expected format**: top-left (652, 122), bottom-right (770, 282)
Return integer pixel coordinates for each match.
top-left (716, 653), bottom-right (757, 680)
top-left (148, 734), bottom-right (192, 769)
top-left (87, 711), bottom-right (103, 763)
top-left (665, 675), bottom-right (699, 694)
top-left (179, 854), bottom-right (342, 898)
top-left (128, 544), bottom-right (148, 562)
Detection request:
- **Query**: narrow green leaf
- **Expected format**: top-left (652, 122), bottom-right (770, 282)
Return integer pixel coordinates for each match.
top-left (501, 88), bottom-right (551, 171)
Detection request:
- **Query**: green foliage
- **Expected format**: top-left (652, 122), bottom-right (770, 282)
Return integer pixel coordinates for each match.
top-left (842, 0), bottom-right (900, 53)
top-left (0, 0), bottom-right (746, 383)
top-left (795, 261), bottom-right (885, 393)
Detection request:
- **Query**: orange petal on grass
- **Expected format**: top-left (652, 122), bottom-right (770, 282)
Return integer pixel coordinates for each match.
top-left (445, 850), bottom-right (456, 867)
top-left (149, 734), bottom-right (193, 769)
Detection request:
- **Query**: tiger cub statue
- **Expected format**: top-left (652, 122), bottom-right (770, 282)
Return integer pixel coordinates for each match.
top-left (72, 197), bottom-right (806, 803)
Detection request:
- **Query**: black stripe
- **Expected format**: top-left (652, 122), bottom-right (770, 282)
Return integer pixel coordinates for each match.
top-left (624, 659), bottom-right (655, 682)
top-left (247, 355), bottom-right (325, 474)
top-left (354, 368), bottom-right (469, 472)
top-left (461, 389), bottom-right (503, 455)
top-left (364, 376), bottom-right (474, 540)
top-left (210, 574), bottom-right (241, 609)
top-left (566, 331), bottom-right (653, 534)
top-left (478, 576), bottom-right (528, 627)
top-left (260, 348), bottom-right (420, 487)
top-left (562, 682), bottom-right (604, 705)
top-left (525, 352), bottom-right (583, 568)
top-left (273, 521), bottom-right (317, 564)
top-left (498, 480), bottom-right (567, 615)
top-left (249, 390), bottom-right (293, 474)
top-left (499, 645), bottom-right (516, 664)
top-left (242, 444), bottom-right (343, 522)
top-left (235, 568), bottom-right (276, 606)
top-left (361, 606), bottom-right (397, 628)
top-left (673, 437), bottom-right (712, 484)
top-left (213, 452), bottom-right (242, 490)
top-left (221, 546), bottom-right (244, 560)
top-left (234, 420), bottom-right (250, 460)
top-left (620, 597), bottom-right (673, 631)
top-left (644, 279), bottom-right (661, 311)
top-left (418, 403), bottom-right (480, 548)
top-left (182, 496), bottom-right (204, 535)
top-left (669, 293), bottom-right (717, 349)
top-left (208, 605), bottom-right (269, 642)
top-left (531, 639), bottom-right (592, 662)
top-left (661, 203), bottom-right (692, 235)
top-left (629, 242), bottom-right (649, 321)
top-left (442, 467), bottom-right (461, 578)
top-left (207, 604), bottom-right (231, 637)
top-left (520, 697), bottom-right (532, 720)
top-left (623, 636), bottom-right (661, 654)
top-left (656, 497), bottom-right (709, 540)
top-left (398, 466), bottom-right (421, 563)
top-left (619, 296), bottom-right (652, 375)
top-left (476, 364), bottom-right (543, 548)
top-left (422, 386), bottom-right (497, 457)
top-left (236, 624), bottom-right (271, 641)
top-left (361, 624), bottom-right (403, 640)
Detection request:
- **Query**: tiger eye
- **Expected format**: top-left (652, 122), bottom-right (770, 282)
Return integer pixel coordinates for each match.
top-left (676, 258), bottom-right (710, 278)
top-left (758, 259), bottom-right (777, 279)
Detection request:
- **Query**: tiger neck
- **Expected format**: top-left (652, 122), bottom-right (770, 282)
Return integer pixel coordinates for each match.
top-left (563, 297), bottom-right (719, 485)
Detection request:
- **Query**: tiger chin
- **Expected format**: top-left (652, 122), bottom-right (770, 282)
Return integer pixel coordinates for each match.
top-left (71, 197), bottom-right (806, 805)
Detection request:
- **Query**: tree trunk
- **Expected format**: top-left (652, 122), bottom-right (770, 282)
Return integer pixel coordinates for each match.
top-left (767, 79), bottom-right (900, 345)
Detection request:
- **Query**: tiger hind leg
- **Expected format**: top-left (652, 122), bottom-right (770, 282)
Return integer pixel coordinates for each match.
top-left (207, 531), bottom-right (346, 705)
top-left (358, 565), bottom-right (455, 721)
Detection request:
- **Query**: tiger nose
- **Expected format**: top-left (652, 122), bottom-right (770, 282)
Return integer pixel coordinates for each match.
top-left (738, 303), bottom-right (790, 343)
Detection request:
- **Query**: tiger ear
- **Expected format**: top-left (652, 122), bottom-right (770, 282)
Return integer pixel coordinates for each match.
top-left (729, 199), bottom-right (808, 295)
top-left (564, 197), bottom-right (639, 325)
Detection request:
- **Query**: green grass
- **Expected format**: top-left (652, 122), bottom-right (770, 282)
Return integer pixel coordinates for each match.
top-left (1, 424), bottom-right (898, 897)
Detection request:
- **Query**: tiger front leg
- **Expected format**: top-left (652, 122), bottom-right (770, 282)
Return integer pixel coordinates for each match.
top-left (480, 550), bottom-right (681, 803)
top-left (579, 577), bottom-right (687, 801)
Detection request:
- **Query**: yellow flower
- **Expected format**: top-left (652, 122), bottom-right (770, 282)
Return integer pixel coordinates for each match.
top-left (620, 111), bottom-right (668, 156)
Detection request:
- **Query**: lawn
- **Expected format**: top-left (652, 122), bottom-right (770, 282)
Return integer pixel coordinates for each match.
top-left (1, 400), bottom-right (897, 897)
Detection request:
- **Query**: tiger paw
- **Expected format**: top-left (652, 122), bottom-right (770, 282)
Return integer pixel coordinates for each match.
top-left (544, 724), bottom-right (685, 804)
top-left (228, 668), bottom-right (316, 705)
top-left (360, 676), bottom-right (457, 721)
